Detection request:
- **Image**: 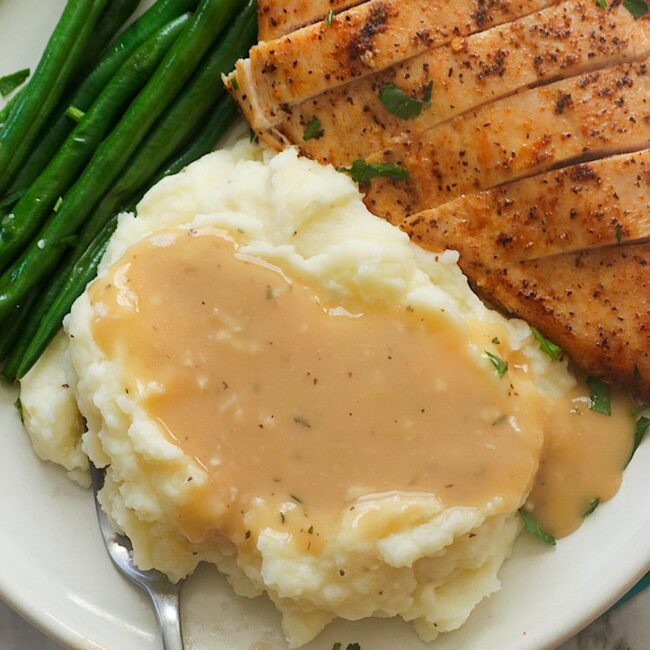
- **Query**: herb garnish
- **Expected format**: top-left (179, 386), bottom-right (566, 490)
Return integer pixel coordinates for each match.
top-left (485, 351), bottom-right (508, 378)
top-left (303, 116), bottom-right (324, 141)
top-left (230, 75), bottom-right (240, 91)
top-left (624, 0), bottom-right (649, 19)
top-left (595, 0), bottom-right (608, 7)
top-left (346, 645), bottom-right (361, 650)
top-left (615, 223), bottom-right (623, 243)
top-left (325, 9), bottom-right (334, 27)
top-left (65, 105), bottom-right (85, 122)
top-left (53, 196), bottom-right (63, 213)
top-left (627, 416), bottom-right (650, 466)
top-left (583, 498), bottom-right (600, 517)
top-left (519, 509), bottom-right (556, 546)
top-left (0, 68), bottom-right (29, 97)
top-left (332, 644), bottom-right (342, 650)
top-left (587, 376), bottom-right (611, 415)
top-left (338, 159), bottom-right (409, 188)
top-left (531, 327), bottom-right (564, 361)
top-left (379, 82), bottom-right (424, 120)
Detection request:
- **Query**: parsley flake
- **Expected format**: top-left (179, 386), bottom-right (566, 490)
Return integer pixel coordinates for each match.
top-left (628, 416), bottom-right (650, 466)
top-left (615, 223), bottom-right (623, 243)
top-left (531, 327), bottom-right (564, 361)
top-left (595, 0), bottom-right (608, 7)
top-left (326, 9), bottom-right (334, 26)
top-left (587, 377), bottom-right (611, 416)
top-left (338, 159), bottom-right (409, 188)
top-left (423, 81), bottom-right (433, 108)
top-left (379, 82), bottom-right (423, 120)
top-left (53, 196), bottom-right (63, 213)
top-left (230, 75), bottom-right (240, 91)
top-left (0, 68), bottom-right (29, 97)
top-left (65, 105), bottom-right (85, 122)
top-left (303, 116), bottom-right (324, 141)
top-left (519, 509), bottom-right (556, 546)
top-left (624, 0), bottom-right (648, 19)
top-left (485, 351), bottom-right (508, 378)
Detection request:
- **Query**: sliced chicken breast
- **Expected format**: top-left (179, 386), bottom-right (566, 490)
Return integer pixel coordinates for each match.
top-left (279, 2), bottom-right (650, 165)
top-left (228, 0), bottom-right (559, 131)
top-left (404, 197), bottom-right (650, 398)
top-left (364, 60), bottom-right (650, 223)
top-left (405, 151), bottom-right (650, 263)
top-left (258, 1), bottom-right (368, 41)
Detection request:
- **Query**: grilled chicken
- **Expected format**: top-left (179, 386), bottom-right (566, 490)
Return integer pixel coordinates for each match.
top-left (405, 151), bottom-right (650, 262)
top-left (403, 153), bottom-right (650, 398)
top-left (365, 60), bottom-right (650, 223)
top-left (278, 1), bottom-right (650, 165)
top-left (258, 1), bottom-right (368, 40)
top-left (228, 0), bottom-right (558, 131)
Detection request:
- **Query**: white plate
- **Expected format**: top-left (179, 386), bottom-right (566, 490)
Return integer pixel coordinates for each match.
top-left (1, 2), bottom-right (649, 649)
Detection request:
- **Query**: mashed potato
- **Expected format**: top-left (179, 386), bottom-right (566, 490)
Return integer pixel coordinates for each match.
top-left (20, 139), bottom-right (577, 647)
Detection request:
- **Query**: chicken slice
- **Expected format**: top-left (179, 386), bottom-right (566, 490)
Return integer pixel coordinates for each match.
top-left (364, 60), bottom-right (650, 224)
top-left (278, 2), bottom-right (650, 165)
top-left (405, 151), bottom-right (650, 264)
top-left (227, 0), bottom-right (559, 131)
top-left (258, 1), bottom-right (368, 41)
top-left (404, 208), bottom-right (650, 399)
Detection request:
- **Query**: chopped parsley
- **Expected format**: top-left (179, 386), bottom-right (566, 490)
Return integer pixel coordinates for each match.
top-left (485, 351), bottom-right (508, 378)
top-left (53, 196), bottom-right (63, 213)
top-left (519, 509), bottom-right (556, 546)
top-left (325, 9), bottom-right (334, 27)
top-left (595, 0), bottom-right (608, 7)
top-left (624, 0), bottom-right (649, 18)
top-left (0, 68), bottom-right (29, 97)
top-left (628, 416), bottom-right (650, 466)
top-left (303, 116), bottom-right (324, 141)
top-left (583, 498), bottom-right (600, 517)
top-left (65, 105), bottom-right (85, 122)
top-left (308, 525), bottom-right (314, 534)
top-left (338, 159), bottom-right (409, 188)
top-left (531, 327), bottom-right (564, 361)
top-left (587, 376), bottom-right (611, 416)
top-left (379, 82), bottom-right (423, 119)
top-left (230, 75), bottom-right (240, 91)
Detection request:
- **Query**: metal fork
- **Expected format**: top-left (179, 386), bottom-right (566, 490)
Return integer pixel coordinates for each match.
top-left (90, 463), bottom-right (185, 650)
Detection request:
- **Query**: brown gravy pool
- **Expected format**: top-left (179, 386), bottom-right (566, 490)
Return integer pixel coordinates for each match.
top-left (89, 227), bottom-right (633, 541)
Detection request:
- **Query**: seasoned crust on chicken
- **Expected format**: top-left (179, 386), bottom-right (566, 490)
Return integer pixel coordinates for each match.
top-left (227, 0), bottom-right (558, 131)
top-left (365, 60), bottom-right (650, 223)
top-left (280, 2), bottom-right (650, 166)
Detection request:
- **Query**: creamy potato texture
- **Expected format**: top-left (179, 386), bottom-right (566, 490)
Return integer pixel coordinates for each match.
top-left (19, 140), bottom-right (632, 647)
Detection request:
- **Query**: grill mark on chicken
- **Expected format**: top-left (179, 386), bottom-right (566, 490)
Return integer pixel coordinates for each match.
top-left (227, 0), bottom-right (559, 131)
top-left (363, 60), bottom-right (650, 224)
top-left (258, 1), bottom-right (369, 41)
top-left (275, 2), bottom-right (650, 166)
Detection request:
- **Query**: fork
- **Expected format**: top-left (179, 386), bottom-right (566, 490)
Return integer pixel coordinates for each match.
top-left (90, 463), bottom-right (185, 650)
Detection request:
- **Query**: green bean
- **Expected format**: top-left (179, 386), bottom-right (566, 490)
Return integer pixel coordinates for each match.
top-left (75, 0), bottom-right (142, 81)
top-left (76, 0), bottom-right (255, 249)
top-left (0, 15), bottom-right (190, 273)
top-left (10, 217), bottom-right (118, 382)
top-left (150, 94), bottom-right (239, 189)
top-left (0, 294), bottom-right (36, 370)
top-left (0, 0), bottom-right (111, 196)
top-left (0, 0), bottom-right (243, 322)
top-left (6, 0), bottom-right (201, 196)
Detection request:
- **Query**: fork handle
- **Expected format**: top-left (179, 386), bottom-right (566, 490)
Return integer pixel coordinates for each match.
top-left (149, 588), bottom-right (184, 650)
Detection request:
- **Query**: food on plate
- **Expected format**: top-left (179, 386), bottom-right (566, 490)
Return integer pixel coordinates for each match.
top-left (227, 0), bottom-right (650, 398)
top-left (4, 0), bottom-right (650, 647)
top-left (20, 141), bottom-right (639, 646)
